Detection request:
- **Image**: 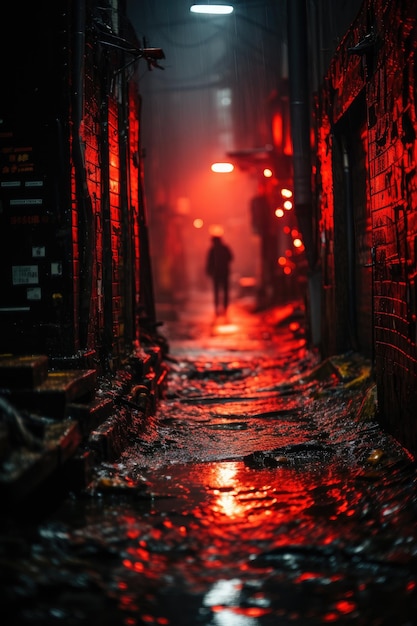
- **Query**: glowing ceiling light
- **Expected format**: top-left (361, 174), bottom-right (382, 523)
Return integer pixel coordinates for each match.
top-left (283, 200), bottom-right (293, 210)
top-left (281, 188), bottom-right (293, 198)
top-left (211, 162), bottom-right (234, 173)
top-left (263, 168), bottom-right (273, 178)
top-left (190, 3), bottom-right (234, 15)
top-left (275, 207), bottom-right (284, 218)
top-left (193, 218), bottom-right (204, 229)
top-left (293, 238), bottom-right (303, 248)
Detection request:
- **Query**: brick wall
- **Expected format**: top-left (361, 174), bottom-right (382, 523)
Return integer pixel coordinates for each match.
top-left (317, 0), bottom-right (417, 455)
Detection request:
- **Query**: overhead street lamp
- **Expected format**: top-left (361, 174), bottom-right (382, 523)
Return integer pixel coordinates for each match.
top-left (190, 0), bottom-right (275, 13)
top-left (211, 162), bottom-right (235, 173)
top-left (190, 3), bottom-right (234, 15)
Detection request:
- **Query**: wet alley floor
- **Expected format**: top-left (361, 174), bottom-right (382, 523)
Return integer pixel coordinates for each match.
top-left (1, 291), bottom-right (417, 625)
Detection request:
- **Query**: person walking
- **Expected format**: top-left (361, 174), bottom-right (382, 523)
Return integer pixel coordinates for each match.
top-left (205, 234), bottom-right (234, 317)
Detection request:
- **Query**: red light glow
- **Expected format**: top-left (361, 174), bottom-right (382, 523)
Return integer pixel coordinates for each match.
top-left (193, 218), bottom-right (204, 229)
top-left (209, 224), bottom-right (224, 236)
top-left (239, 276), bottom-right (256, 287)
top-left (272, 112), bottom-right (283, 147)
top-left (295, 572), bottom-right (321, 582)
top-left (334, 600), bottom-right (357, 615)
top-left (263, 168), bottom-right (273, 178)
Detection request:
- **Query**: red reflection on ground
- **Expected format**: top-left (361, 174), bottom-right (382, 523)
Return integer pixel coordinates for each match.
top-left (209, 463), bottom-right (245, 519)
top-left (335, 599), bottom-right (357, 614)
top-left (295, 571), bottom-right (321, 582)
top-left (190, 461), bottom-right (317, 554)
top-left (212, 605), bottom-right (271, 617)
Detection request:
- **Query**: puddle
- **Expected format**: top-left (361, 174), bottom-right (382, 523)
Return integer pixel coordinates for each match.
top-left (1, 297), bottom-right (416, 625)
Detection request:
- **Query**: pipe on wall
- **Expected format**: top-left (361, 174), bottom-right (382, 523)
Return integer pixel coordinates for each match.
top-left (287, 0), bottom-right (315, 271)
top-left (72, 0), bottom-right (95, 352)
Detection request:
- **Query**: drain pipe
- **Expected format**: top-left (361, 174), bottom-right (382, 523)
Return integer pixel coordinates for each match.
top-left (287, 0), bottom-right (321, 347)
top-left (287, 0), bottom-right (314, 269)
top-left (72, 0), bottom-right (95, 352)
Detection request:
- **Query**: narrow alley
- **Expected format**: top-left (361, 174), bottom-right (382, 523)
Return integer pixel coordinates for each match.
top-left (1, 290), bottom-right (416, 626)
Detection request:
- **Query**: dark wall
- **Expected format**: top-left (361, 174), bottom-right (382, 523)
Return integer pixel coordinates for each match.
top-left (317, 0), bottom-right (417, 456)
top-left (0, 1), bottom-right (151, 374)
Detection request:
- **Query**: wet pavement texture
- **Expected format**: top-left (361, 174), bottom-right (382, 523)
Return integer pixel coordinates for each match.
top-left (1, 292), bottom-right (417, 625)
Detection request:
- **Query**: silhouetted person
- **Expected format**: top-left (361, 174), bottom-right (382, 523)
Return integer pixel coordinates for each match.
top-left (205, 235), bottom-right (234, 316)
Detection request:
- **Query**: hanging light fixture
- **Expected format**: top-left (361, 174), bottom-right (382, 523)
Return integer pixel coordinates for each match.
top-left (190, 2), bottom-right (234, 15)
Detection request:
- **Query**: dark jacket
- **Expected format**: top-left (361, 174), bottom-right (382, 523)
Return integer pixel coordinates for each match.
top-left (206, 237), bottom-right (233, 280)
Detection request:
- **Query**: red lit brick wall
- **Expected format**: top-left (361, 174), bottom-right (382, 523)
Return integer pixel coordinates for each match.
top-left (82, 75), bottom-right (102, 353)
top-left (69, 10), bottom-right (143, 370)
top-left (317, 0), bottom-right (417, 454)
top-left (317, 103), bottom-right (337, 355)
top-left (108, 98), bottom-right (124, 361)
top-left (129, 85), bottom-right (141, 341)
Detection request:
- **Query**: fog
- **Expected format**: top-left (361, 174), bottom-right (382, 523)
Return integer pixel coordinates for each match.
top-left (127, 0), bottom-right (287, 306)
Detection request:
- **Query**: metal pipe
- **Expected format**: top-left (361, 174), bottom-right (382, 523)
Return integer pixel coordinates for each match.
top-left (287, 0), bottom-right (315, 270)
top-left (72, 0), bottom-right (95, 351)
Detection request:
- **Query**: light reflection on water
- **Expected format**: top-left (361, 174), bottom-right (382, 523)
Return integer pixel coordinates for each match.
top-left (53, 374), bottom-right (416, 626)
top-left (2, 299), bottom-right (417, 625)
top-left (53, 449), bottom-right (414, 625)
